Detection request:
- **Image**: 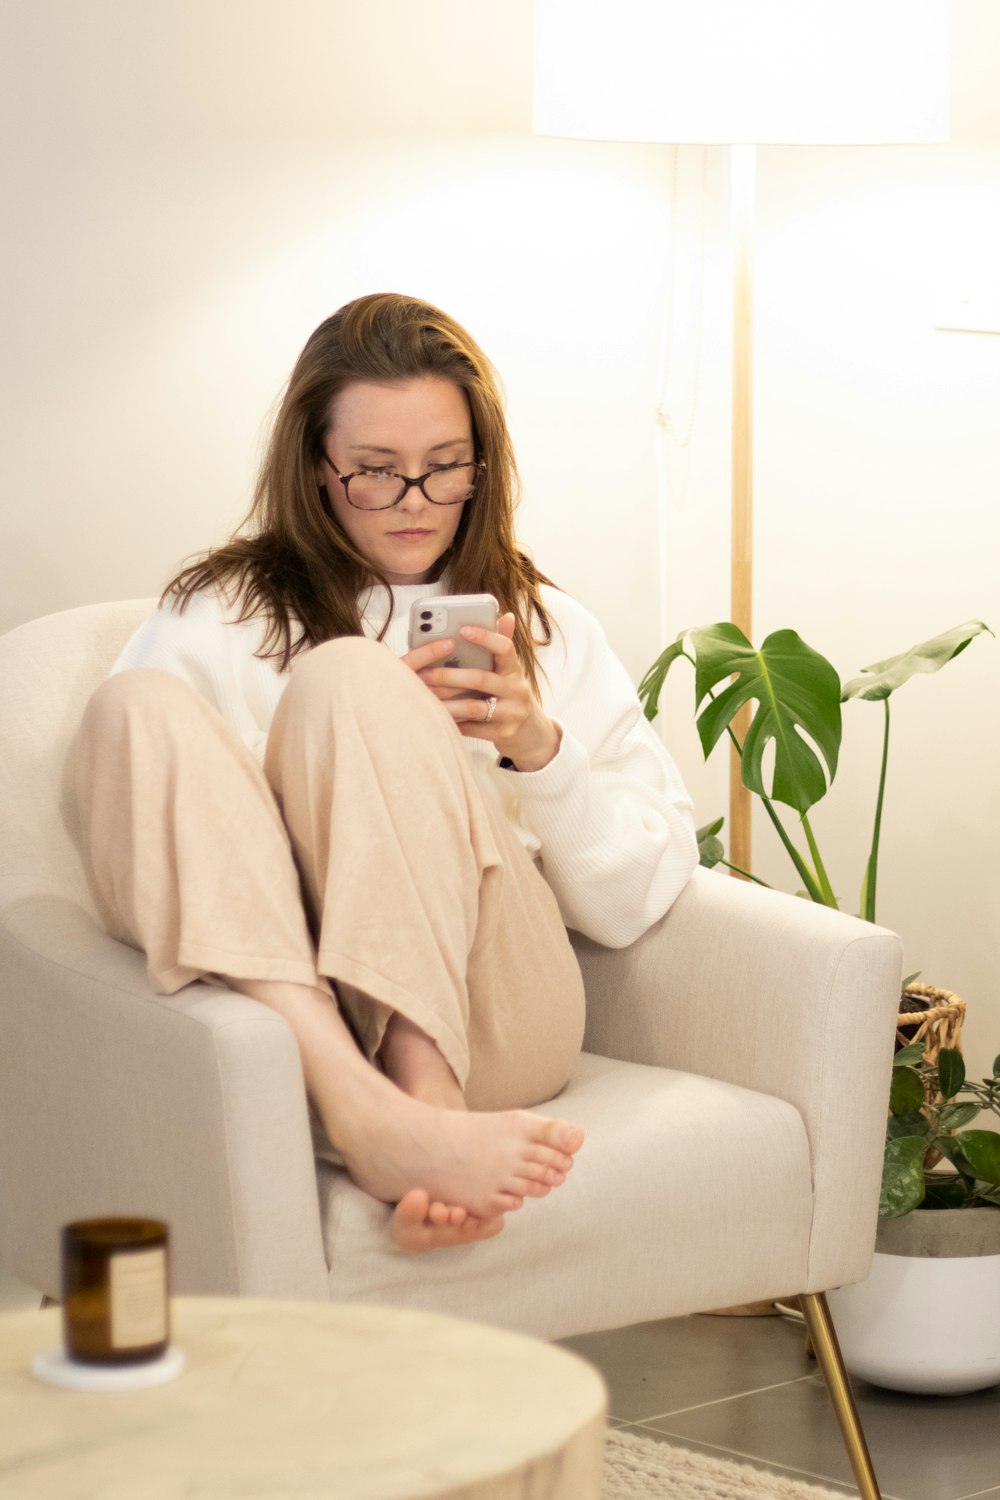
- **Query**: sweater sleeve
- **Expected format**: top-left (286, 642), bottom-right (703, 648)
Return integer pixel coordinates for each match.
top-left (502, 590), bottom-right (698, 948)
top-left (109, 590), bottom-right (281, 764)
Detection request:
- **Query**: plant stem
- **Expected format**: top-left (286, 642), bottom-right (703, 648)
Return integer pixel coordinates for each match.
top-left (723, 724), bottom-right (825, 903)
top-left (863, 699), bottom-right (890, 923)
top-left (801, 814), bottom-right (839, 908)
top-left (759, 797), bottom-right (825, 902)
top-left (718, 859), bottom-right (771, 888)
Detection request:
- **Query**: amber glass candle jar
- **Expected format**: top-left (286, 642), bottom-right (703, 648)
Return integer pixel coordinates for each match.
top-left (61, 1218), bottom-right (170, 1365)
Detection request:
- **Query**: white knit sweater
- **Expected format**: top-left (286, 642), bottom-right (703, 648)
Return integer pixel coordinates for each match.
top-left (111, 580), bottom-right (697, 947)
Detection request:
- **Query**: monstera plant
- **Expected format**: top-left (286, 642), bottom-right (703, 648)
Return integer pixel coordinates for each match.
top-left (638, 619), bottom-right (992, 921)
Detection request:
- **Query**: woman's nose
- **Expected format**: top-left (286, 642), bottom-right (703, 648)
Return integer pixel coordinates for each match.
top-left (396, 480), bottom-right (429, 513)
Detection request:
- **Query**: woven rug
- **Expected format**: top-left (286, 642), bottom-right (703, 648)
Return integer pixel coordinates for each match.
top-left (604, 1428), bottom-right (848, 1499)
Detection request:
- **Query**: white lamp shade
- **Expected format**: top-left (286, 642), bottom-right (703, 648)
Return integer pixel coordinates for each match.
top-left (533, 0), bottom-right (950, 145)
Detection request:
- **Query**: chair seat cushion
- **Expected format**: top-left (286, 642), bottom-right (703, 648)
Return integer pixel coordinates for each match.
top-left (318, 1051), bottom-right (814, 1339)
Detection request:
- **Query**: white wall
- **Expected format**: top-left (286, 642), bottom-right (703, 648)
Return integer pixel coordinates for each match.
top-left (2, 1), bottom-right (998, 1072)
top-left (0, 0), bottom-right (673, 684)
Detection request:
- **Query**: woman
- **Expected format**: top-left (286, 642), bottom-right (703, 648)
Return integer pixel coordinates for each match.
top-left (74, 293), bottom-right (697, 1253)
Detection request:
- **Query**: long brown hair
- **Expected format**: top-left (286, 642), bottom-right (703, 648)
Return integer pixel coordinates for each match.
top-left (164, 293), bottom-right (554, 690)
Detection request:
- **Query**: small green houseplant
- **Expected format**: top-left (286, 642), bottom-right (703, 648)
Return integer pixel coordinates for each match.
top-left (883, 1043), bottom-right (1000, 1217)
top-left (639, 619), bottom-right (992, 920)
top-left (831, 1042), bottom-right (1000, 1394)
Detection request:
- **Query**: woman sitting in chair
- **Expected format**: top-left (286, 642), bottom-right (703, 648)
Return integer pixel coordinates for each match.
top-left (73, 292), bottom-right (697, 1252)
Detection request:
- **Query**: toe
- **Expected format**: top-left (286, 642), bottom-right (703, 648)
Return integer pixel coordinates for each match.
top-left (494, 1193), bottom-right (524, 1213)
top-left (544, 1120), bottom-right (584, 1154)
top-left (525, 1145), bottom-right (574, 1172)
top-left (393, 1189), bottom-right (431, 1228)
top-left (424, 1201), bottom-right (470, 1228)
top-left (511, 1178), bottom-right (551, 1199)
top-left (542, 1165), bottom-right (568, 1186)
top-left (518, 1160), bottom-right (566, 1187)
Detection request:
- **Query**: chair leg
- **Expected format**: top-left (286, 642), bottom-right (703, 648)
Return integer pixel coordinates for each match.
top-left (799, 1292), bottom-right (881, 1500)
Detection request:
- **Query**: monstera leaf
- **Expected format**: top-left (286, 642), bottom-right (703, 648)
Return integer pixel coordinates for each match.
top-left (640, 613), bottom-right (991, 924)
top-left (842, 621), bottom-right (993, 703)
top-left (689, 625), bottom-right (842, 817)
top-left (638, 633), bottom-right (688, 722)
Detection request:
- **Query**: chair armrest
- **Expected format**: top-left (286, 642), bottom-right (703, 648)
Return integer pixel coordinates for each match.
top-left (572, 868), bottom-right (903, 1290)
top-left (0, 896), bottom-right (330, 1301)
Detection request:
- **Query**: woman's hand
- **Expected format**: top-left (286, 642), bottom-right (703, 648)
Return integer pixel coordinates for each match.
top-left (404, 613), bottom-right (561, 772)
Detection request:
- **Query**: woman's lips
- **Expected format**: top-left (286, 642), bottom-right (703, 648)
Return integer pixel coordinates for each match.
top-left (388, 529), bottom-right (433, 541)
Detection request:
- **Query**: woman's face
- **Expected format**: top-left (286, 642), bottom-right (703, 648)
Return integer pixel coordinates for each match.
top-left (319, 375), bottom-right (474, 586)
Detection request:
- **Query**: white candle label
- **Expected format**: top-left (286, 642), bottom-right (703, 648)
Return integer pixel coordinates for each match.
top-left (109, 1248), bottom-right (167, 1349)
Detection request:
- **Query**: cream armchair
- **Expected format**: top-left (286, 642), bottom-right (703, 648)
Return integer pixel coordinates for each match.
top-left (0, 601), bottom-right (902, 1498)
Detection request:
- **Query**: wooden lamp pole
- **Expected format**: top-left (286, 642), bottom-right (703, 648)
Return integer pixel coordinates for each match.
top-left (729, 143), bottom-right (755, 877)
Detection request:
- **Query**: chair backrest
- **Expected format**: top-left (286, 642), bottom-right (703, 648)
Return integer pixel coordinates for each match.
top-left (0, 600), bottom-right (157, 914)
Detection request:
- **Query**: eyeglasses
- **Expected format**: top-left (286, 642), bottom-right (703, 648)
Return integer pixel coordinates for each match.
top-left (326, 458), bottom-right (484, 512)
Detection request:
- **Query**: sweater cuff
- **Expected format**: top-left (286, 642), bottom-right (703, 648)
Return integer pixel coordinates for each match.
top-left (496, 720), bottom-right (584, 801)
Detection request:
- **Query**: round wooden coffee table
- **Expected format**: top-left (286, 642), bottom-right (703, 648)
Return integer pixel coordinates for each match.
top-left (0, 1297), bottom-right (607, 1497)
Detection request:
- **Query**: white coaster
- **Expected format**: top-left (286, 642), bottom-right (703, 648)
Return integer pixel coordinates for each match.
top-left (32, 1346), bottom-right (185, 1391)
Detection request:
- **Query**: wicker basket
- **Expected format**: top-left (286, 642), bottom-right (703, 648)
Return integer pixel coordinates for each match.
top-left (895, 983), bottom-right (966, 1064)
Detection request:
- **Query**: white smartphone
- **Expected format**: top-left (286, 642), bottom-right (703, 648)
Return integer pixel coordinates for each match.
top-left (407, 593), bottom-right (499, 674)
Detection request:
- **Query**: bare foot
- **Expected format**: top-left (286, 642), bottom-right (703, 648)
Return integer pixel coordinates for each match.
top-left (391, 1189), bottom-right (507, 1252)
top-left (214, 975), bottom-right (584, 1226)
top-left (338, 1098), bottom-right (583, 1221)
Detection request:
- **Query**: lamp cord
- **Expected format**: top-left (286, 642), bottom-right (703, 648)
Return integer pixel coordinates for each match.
top-left (654, 143), bottom-right (708, 455)
top-left (654, 145), bottom-right (709, 660)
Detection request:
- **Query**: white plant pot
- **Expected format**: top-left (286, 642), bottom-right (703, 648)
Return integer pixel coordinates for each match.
top-left (828, 1209), bottom-right (1000, 1395)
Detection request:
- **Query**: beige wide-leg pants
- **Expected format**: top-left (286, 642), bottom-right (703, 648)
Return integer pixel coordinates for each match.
top-left (72, 637), bottom-right (585, 1113)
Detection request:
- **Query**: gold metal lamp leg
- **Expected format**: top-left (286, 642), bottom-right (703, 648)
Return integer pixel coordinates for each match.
top-left (798, 1293), bottom-right (881, 1500)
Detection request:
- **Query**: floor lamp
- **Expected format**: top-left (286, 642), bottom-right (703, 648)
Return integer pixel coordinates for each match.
top-left (533, 0), bottom-right (949, 877)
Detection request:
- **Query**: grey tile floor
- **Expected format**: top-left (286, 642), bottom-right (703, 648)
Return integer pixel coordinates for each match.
top-left (559, 1311), bottom-right (1000, 1500)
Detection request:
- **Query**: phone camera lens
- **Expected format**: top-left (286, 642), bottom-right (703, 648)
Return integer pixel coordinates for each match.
top-left (420, 623), bottom-right (431, 633)
top-left (420, 610), bottom-right (432, 621)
